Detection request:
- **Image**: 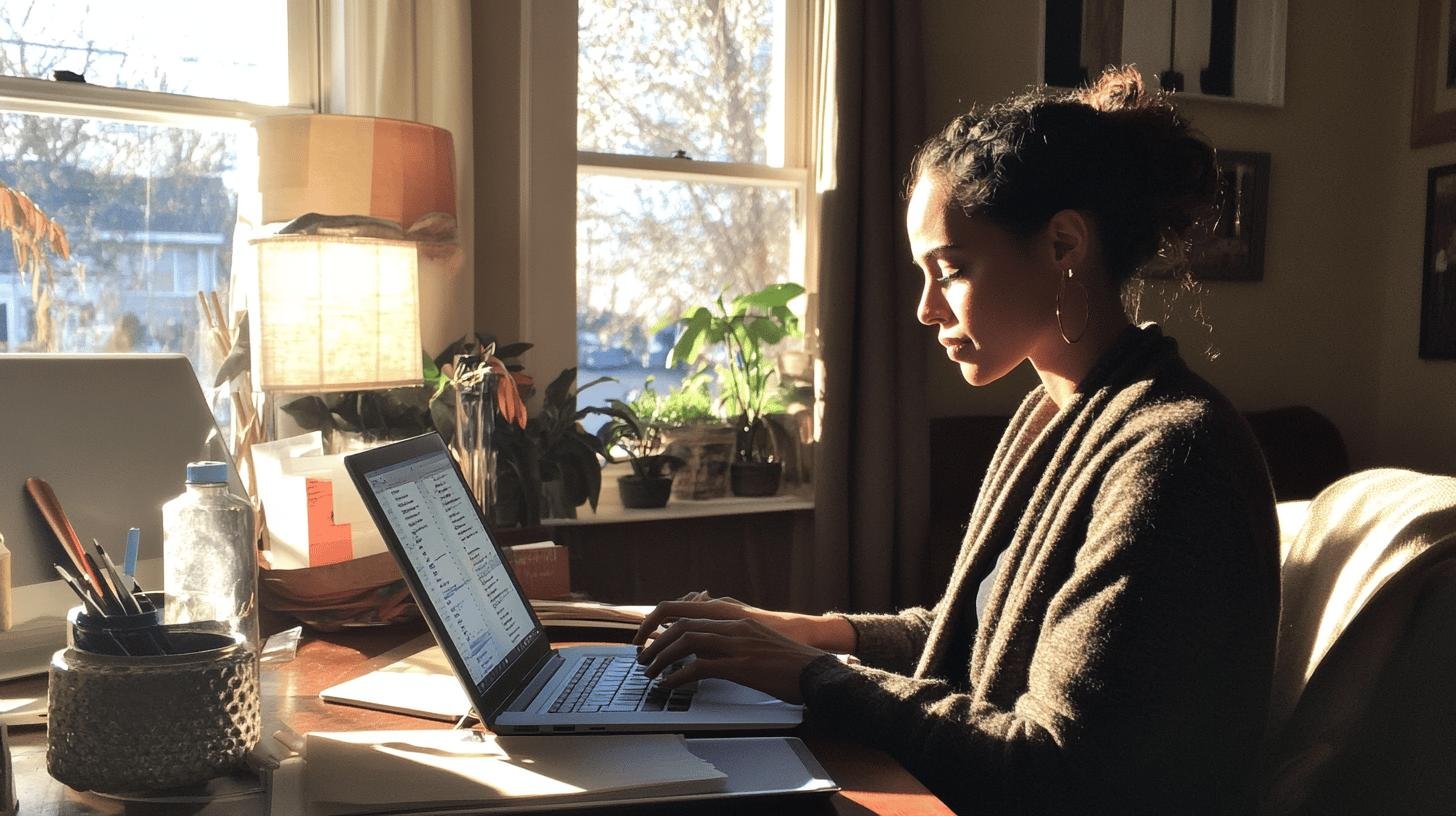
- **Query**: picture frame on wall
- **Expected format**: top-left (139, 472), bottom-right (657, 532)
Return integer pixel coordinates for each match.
top-left (1140, 149), bottom-right (1270, 282)
top-left (1411, 0), bottom-right (1456, 147)
top-left (1039, 0), bottom-right (1287, 107)
top-left (1419, 163), bottom-right (1456, 359)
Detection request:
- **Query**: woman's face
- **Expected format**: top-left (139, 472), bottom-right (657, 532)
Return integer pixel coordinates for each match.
top-left (906, 173), bottom-right (1060, 386)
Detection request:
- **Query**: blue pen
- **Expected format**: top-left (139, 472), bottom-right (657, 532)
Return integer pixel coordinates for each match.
top-left (123, 527), bottom-right (140, 582)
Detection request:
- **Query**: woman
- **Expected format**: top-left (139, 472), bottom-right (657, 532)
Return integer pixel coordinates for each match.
top-left (633, 67), bottom-right (1279, 814)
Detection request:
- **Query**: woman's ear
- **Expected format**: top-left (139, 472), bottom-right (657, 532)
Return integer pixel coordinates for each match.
top-left (1043, 209), bottom-right (1095, 270)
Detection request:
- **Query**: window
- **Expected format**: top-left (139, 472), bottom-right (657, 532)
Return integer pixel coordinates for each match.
top-left (576, 0), bottom-right (811, 413)
top-left (0, 0), bottom-right (308, 394)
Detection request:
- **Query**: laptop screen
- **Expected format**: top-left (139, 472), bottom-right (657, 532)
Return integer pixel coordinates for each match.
top-left (362, 449), bottom-right (535, 691)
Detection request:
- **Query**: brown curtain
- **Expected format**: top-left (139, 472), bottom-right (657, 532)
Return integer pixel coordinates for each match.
top-left (799, 0), bottom-right (930, 614)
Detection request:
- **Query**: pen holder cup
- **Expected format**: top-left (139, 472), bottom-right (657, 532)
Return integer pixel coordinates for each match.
top-left (66, 592), bottom-right (167, 656)
top-left (46, 623), bottom-right (261, 794)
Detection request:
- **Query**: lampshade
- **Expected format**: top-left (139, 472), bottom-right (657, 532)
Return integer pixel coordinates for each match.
top-left (255, 114), bottom-right (455, 228)
top-left (250, 235), bottom-right (423, 392)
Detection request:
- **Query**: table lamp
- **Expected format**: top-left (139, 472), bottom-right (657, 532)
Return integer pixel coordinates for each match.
top-left (248, 233), bottom-right (422, 394)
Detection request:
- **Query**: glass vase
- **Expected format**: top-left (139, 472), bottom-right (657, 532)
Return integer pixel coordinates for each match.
top-left (451, 357), bottom-right (498, 512)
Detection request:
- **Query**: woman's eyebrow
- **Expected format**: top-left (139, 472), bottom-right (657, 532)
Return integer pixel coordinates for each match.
top-left (916, 243), bottom-right (963, 265)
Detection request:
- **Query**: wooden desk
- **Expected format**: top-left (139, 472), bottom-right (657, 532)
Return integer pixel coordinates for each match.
top-left (5, 623), bottom-right (951, 815)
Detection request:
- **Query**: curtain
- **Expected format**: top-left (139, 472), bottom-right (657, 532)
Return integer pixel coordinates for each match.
top-left (326, 0), bottom-right (475, 355)
top-left (799, 0), bottom-right (930, 614)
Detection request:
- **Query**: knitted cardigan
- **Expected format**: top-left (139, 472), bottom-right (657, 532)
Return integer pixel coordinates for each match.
top-left (800, 325), bottom-right (1280, 815)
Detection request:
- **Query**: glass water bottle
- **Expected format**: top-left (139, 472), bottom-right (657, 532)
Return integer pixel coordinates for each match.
top-left (162, 461), bottom-right (259, 653)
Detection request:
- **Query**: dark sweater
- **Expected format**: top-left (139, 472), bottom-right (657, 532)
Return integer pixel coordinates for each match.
top-left (800, 325), bottom-right (1280, 814)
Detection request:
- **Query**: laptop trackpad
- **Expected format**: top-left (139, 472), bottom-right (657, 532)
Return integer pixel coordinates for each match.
top-left (695, 678), bottom-right (793, 706)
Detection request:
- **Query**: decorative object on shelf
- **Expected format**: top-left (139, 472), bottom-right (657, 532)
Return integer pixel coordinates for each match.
top-left (1420, 162), bottom-right (1456, 359)
top-left (595, 381), bottom-right (686, 510)
top-left (1142, 149), bottom-right (1269, 282)
top-left (1039, 0), bottom-right (1287, 107)
top-left (436, 336), bottom-right (529, 510)
top-left (655, 369), bottom-right (735, 501)
top-left (1412, 0), bottom-right (1456, 147)
top-left (664, 282), bottom-right (806, 497)
top-left (449, 355), bottom-right (499, 508)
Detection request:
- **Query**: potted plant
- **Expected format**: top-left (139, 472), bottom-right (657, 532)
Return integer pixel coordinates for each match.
top-left (595, 382), bottom-right (685, 509)
top-left (511, 367), bottom-right (611, 520)
top-left (664, 282), bottom-right (806, 497)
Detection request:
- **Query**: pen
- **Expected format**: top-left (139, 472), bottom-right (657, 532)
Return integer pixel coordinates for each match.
top-left (96, 544), bottom-right (144, 616)
top-left (91, 539), bottom-right (143, 614)
top-left (123, 528), bottom-right (140, 583)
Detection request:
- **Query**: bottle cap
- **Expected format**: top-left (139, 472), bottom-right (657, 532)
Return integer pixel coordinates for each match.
top-left (185, 461), bottom-right (229, 485)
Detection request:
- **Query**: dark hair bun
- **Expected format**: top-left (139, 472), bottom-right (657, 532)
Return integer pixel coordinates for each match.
top-left (909, 65), bottom-right (1218, 283)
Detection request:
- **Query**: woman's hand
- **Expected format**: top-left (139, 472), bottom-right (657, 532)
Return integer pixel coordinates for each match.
top-left (634, 616), bottom-right (826, 704)
top-left (631, 590), bottom-right (857, 652)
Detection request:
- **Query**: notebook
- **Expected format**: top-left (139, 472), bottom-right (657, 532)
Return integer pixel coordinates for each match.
top-left (343, 433), bottom-right (802, 734)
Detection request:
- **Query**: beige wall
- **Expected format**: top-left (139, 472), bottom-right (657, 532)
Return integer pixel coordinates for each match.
top-left (1375, 0), bottom-right (1456, 473)
top-left (472, 2), bottom-right (524, 346)
top-left (917, 0), bottom-right (1445, 471)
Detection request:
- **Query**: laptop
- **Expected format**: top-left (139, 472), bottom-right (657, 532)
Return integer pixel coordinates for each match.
top-left (343, 433), bottom-right (802, 734)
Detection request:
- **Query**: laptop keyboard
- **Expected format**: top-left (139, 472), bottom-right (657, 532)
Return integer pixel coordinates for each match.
top-left (548, 655), bottom-right (696, 714)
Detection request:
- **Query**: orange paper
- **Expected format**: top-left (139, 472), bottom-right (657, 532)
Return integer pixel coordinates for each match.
top-left (306, 478), bottom-right (354, 567)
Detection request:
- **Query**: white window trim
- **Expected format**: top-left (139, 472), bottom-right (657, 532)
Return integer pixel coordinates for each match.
top-left (0, 0), bottom-right (318, 127)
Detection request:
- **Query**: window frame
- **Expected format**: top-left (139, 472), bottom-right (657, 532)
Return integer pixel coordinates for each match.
top-left (0, 0), bottom-right (318, 359)
top-left (0, 0), bottom-right (318, 123)
top-left (573, 0), bottom-right (819, 353)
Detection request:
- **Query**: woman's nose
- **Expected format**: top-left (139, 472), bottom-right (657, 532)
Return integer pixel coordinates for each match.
top-left (918, 279), bottom-right (949, 326)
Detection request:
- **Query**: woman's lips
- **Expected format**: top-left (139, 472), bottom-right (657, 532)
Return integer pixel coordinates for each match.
top-left (941, 337), bottom-right (974, 362)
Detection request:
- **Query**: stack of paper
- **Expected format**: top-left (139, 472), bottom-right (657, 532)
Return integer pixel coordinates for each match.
top-left (303, 730), bottom-right (726, 814)
top-left (529, 600), bottom-right (654, 630)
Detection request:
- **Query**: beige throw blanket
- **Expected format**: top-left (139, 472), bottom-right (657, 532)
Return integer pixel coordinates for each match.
top-left (1261, 468), bottom-right (1456, 815)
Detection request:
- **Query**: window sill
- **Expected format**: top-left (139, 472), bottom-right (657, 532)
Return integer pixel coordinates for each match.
top-left (542, 464), bottom-right (813, 526)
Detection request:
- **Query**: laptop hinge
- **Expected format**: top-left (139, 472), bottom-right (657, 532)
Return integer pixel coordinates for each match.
top-left (500, 651), bottom-right (564, 715)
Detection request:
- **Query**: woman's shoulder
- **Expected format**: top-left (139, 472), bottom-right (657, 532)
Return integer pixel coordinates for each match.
top-left (1105, 356), bottom-right (1268, 481)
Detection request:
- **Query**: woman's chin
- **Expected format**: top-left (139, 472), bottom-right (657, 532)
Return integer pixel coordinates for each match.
top-left (960, 360), bottom-right (1012, 387)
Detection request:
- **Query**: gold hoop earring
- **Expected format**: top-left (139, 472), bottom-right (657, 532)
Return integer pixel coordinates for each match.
top-left (1055, 268), bottom-right (1088, 345)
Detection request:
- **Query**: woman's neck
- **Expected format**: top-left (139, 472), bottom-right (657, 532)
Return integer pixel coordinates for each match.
top-left (1031, 293), bottom-right (1132, 409)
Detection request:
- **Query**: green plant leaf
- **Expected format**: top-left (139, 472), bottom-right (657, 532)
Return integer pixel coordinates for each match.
top-left (746, 317), bottom-right (787, 345)
top-left (544, 366), bottom-right (577, 407)
top-left (497, 341), bottom-right (533, 360)
top-left (429, 396), bottom-right (456, 441)
top-left (577, 376), bottom-right (616, 395)
top-left (280, 396), bottom-right (333, 432)
top-left (735, 282), bottom-right (805, 310)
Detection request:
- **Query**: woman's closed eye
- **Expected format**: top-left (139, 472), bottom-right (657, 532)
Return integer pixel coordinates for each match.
top-left (933, 265), bottom-right (964, 285)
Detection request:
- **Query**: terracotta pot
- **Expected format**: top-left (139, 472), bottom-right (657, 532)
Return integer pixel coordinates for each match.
top-left (730, 461), bottom-right (782, 497)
